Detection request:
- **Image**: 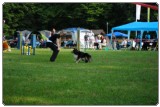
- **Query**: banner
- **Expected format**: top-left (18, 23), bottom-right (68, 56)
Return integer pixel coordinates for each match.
top-left (136, 4), bottom-right (141, 21)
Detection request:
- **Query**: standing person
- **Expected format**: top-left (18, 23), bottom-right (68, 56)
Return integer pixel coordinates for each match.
top-left (84, 32), bottom-right (89, 49)
top-left (112, 35), bottom-right (117, 50)
top-left (135, 31), bottom-right (141, 50)
top-left (145, 32), bottom-right (151, 40)
top-left (46, 28), bottom-right (64, 62)
top-left (94, 36), bottom-right (99, 50)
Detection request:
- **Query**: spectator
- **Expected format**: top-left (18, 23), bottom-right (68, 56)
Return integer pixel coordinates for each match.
top-left (3, 36), bottom-right (5, 41)
top-left (119, 38), bottom-right (127, 48)
top-left (99, 36), bottom-right (107, 49)
top-left (66, 38), bottom-right (74, 48)
top-left (112, 35), bottom-right (117, 50)
top-left (84, 32), bottom-right (89, 49)
top-left (94, 36), bottom-right (99, 50)
top-left (88, 32), bottom-right (94, 49)
top-left (145, 32), bottom-right (151, 40)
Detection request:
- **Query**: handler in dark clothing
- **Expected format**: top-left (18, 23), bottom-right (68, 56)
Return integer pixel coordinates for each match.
top-left (46, 29), bottom-right (64, 62)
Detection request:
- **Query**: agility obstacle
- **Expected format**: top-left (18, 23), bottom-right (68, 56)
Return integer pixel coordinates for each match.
top-left (17, 33), bottom-right (36, 55)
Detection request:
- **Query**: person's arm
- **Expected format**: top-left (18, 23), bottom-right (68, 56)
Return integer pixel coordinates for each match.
top-left (56, 38), bottom-right (61, 50)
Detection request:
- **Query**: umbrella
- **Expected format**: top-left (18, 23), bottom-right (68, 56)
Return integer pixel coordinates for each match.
top-left (105, 32), bottom-right (128, 37)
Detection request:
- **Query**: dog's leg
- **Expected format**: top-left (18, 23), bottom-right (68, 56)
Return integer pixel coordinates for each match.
top-left (76, 57), bottom-right (81, 63)
top-left (85, 57), bottom-right (88, 63)
top-left (76, 58), bottom-right (81, 63)
top-left (88, 58), bottom-right (91, 62)
top-left (89, 56), bottom-right (92, 62)
top-left (74, 55), bottom-right (78, 61)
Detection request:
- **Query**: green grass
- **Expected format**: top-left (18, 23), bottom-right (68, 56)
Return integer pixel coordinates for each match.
top-left (3, 48), bottom-right (158, 105)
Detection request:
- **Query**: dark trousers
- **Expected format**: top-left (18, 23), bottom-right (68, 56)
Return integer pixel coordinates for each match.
top-left (46, 42), bottom-right (59, 62)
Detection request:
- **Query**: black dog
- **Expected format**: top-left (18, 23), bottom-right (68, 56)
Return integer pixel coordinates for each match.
top-left (72, 48), bottom-right (91, 63)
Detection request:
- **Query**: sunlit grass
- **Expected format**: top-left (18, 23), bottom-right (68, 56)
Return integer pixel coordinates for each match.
top-left (3, 48), bottom-right (158, 105)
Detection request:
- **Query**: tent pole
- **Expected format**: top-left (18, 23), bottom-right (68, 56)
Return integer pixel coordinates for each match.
top-left (111, 30), bottom-right (113, 44)
top-left (147, 8), bottom-right (150, 22)
top-left (20, 32), bottom-right (23, 55)
top-left (140, 30), bottom-right (144, 50)
top-left (77, 28), bottom-right (80, 51)
top-left (127, 31), bottom-right (131, 40)
top-left (156, 31), bottom-right (158, 39)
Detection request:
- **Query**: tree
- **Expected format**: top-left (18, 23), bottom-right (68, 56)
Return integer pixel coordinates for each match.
top-left (3, 3), bottom-right (158, 37)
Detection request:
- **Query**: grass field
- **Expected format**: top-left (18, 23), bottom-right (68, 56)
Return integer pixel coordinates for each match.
top-left (3, 48), bottom-right (158, 105)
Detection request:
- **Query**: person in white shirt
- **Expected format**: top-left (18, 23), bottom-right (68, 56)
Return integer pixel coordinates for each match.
top-left (99, 36), bottom-right (107, 49)
top-left (120, 38), bottom-right (127, 48)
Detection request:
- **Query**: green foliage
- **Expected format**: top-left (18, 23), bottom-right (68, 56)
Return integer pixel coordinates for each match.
top-left (3, 49), bottom-right (158, 105)
top-left (3, 3), bottom-right (158, 36)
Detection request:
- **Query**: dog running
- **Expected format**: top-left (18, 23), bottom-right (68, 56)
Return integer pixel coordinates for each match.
top-left (72, 48), bottom-right (92, 63)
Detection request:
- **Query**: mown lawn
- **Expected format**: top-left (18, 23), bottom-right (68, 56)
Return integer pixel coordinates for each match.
top-left (3, 48), bottom-right (158, 105)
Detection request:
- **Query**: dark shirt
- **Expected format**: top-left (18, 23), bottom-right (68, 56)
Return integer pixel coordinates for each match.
top-left (49, 34), bottom-right (60, 44)
top-left (145, 34), bottom-right (150, 39)
top-left (84, 35), bottom-right (89, 41)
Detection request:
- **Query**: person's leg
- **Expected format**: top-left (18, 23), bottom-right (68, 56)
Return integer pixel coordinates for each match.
top-left (96, 43), bottom-right (99, 49)
top-left (50, 49), bottom-right (59, 62)
top-left (46, 42), bottom-right (59, 62)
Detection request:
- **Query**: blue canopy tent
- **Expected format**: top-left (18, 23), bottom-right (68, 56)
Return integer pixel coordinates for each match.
top-left (105, 31), bottom-right (128, 38)
top-left (111, 21), bottom-right (158, 48)
top-left (112, 22), bottom-right (158, 31)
